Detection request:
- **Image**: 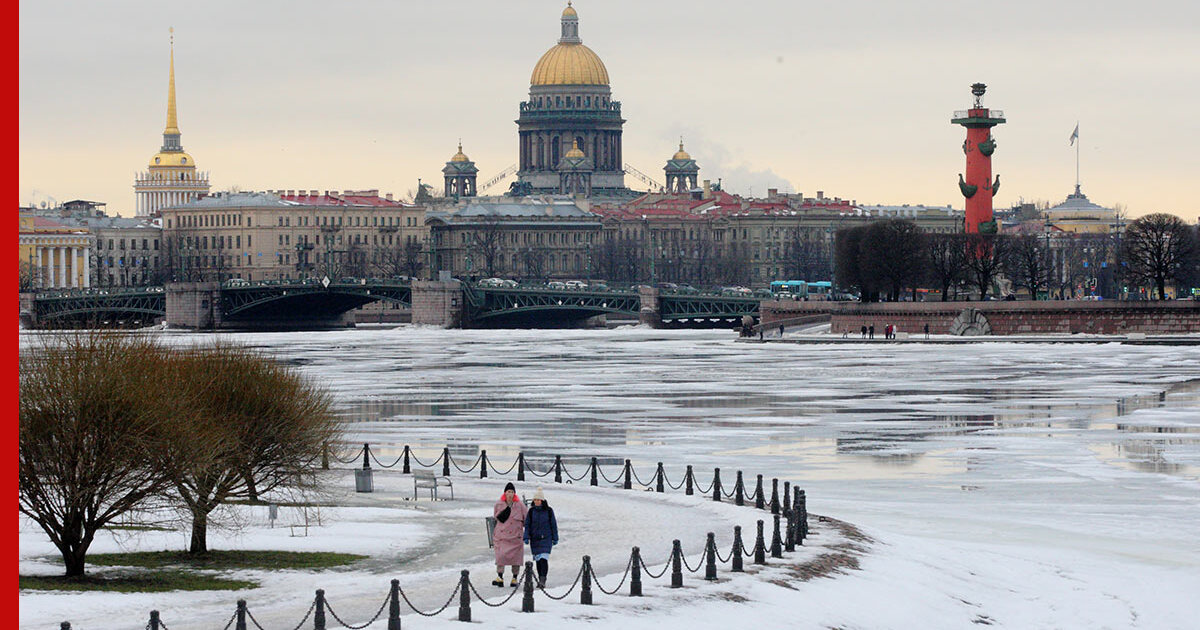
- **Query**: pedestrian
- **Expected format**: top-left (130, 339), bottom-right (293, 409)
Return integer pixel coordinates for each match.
top-left (868, 324), bottom-right (875, 339)
top-left (924, 322), bottom-right (930, 340)
top-left (492, 482), bottom-right (526, 587)
top-left (524, 487), bottom-right (558, 588)
top-left (860, 325), bottom-right (867, 339)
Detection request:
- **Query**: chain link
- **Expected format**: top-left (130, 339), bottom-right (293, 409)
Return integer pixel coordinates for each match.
top-left (629, 465), bottom-right (654, 489)
top-left (467, 570), bottom-right (526, 607)
top-left (562, 462), bottom-right (591, 482)
top-left (714, 541), bottom-right (735, 564)
top-left (396, 581), bottom-right (461, 617)
top-left (368, 450), bottom-right (405, 469)
top-left (537, 563), bottom-right (586, 601)
top-left (409, 450), bottom-right (444, 468)
top-left (664, 470), bottom-right (686, 491)
top-left (450, 452), bottom-right (483, 474)
top-left (680, 546), bottom-right (706, 573)
top-left (589, 555), bottom-right (633, 595)
top-left (694, 477), bottom-right (715, 495)
top-left (524, 462), bottom-right (553, 478)
top-left (325, 592), bottom-right (391, 629)
top-left (487, 456), bottom-right (520, 476)
top-left (639, 551), bottom-right (672, 579)
top-left (596, 463), bottom-right (624, 484)
top-left (329, 445), bottom-right (366, 464)
top-left (245, 608), bottom-right (268, 630)
top-left (220, 610), bottom-right (236, 630)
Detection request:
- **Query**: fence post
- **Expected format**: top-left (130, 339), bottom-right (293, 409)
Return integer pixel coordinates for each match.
top-left (798, 489), bottom-right (808, 543)
top-left (705, 533), bottom-right (717, 581)
top-left (630, 547), bottom-right (643, 596)
top-left (554, 455), bottom-right (563, 483)
top-left (735, 470), bottom-right (745, 506)
top-left (732, 525), bottom-right (744, 572)
top-left (754, 474), bottom-right (764, 509)
top-left (362, 443), bottom-right (371, 470)
top-left (770, 478), bottom-right (780, 515)
top-left (522, 561), bottom-right (536, 612)
top-left (785, 509), bottom-right (796, 553)
top-left (388, 579), bottom-right (401, 630)
top-left (754, 520), bottom-right (766, 565)
top-left (581, 556), bottom-right (594, 605)
top-left (655, 462), bottom-right (664, 493)
top-left (771, 514), bottom-right (783, 559)
top-left (402, 445), bottom-right (411, 474)
top-left (670, 539), bottom-right (683, 588)
top-left (590, 457), bottom-right (598, 487)
top-left (623, 459), bottom-right (632, 490)
top-left (442, 447), bottom-right (451, 477)
top-left (60, 624), bottom-right (70, 630)
top-left (685, 465), bottom-right (694, 496)
top-left (458, 570), bottom-right (471, 622)
top-left (517, 452), bottom-right (526, 481)
top-left (480, 450), bottom-right (488, 479)
top-left (236, 600), bottom-right (247, 630)
top-left (321, 442), bottom-right (329, 470)
top-left (712, 468), bottom-right (721, 502)
top-left (783, 481), bottom-right (791, 514)
top-left (149, 610), bottom-right (161, 630)
top-left (315, 589), bottom-right (326, 630)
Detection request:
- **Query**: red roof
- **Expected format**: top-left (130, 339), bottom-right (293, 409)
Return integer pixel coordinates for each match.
top-left (279, 192), bottom-right (413, 208)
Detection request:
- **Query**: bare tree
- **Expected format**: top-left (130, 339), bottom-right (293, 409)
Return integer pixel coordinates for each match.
top-left (19, 260), bottom-right (36, 291)
top-left (161, 343), bottom-right (339, 554)
top-left (926, 233), bottom-right (967, 301)
top-left (1005, 234), bottom-right (1052, 299)
top-left (783, 229), bottom-right (832, 281)
top-left (470, 217), bottom-right (505, 278)
top-left (861, 219), bottom-right (926, 301)
top-left (963, 233), bottom-right (1013, 300)
top-left (19, 333), bottom-right (179, 576)
top-left (1121, 213), bottom-right (1198, 300)
top-left (521, 247), bottom-right (547, 281)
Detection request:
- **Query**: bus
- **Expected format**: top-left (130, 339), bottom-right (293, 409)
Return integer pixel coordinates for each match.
top-left (769, 280), bottom-right (833, 300)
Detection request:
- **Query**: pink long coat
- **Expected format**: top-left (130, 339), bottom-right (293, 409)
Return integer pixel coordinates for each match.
top-left (493, 495), bottom-right (527, 567)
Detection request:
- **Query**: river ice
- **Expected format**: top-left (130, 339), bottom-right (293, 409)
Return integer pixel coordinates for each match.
top-left (18, 327), bottom-right (1200, 629)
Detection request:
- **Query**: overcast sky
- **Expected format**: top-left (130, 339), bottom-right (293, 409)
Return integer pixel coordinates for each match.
top-left (18, 0), bottom-right (1200, 220)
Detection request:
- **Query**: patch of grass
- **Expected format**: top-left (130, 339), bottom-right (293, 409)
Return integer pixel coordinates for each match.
top-left (102, 524), bottom-right (173, 532)
top-left (87, 550), bottom-right (367, 571)
top-left (19, 570), bottom-right (257, 593)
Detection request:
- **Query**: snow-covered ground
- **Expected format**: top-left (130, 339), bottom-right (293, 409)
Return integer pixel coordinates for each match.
top-left (18, 327), bottom-right (1200, 629)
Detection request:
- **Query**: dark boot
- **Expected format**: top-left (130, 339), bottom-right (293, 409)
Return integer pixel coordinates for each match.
top-left (536, 558), bottom-right (548, 588)
top-left (492, 571), bottom-right (504, 587)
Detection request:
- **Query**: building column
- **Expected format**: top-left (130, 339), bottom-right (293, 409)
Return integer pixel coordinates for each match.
top-left (56, 246), bottom-right (65, 288)
top-left (83, 247), bottom-right (91, 288)
top-left (68, 246), bottom-right (77, 288)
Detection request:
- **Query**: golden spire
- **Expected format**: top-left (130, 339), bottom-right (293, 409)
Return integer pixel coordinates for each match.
top-left (164, 27), bottom-right (180, 136)
top-left (673, 137), bottom-right (692, 160)
top-left (565, 139), bottom-right (585, 158)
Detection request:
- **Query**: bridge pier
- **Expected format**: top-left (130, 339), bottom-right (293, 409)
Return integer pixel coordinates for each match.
top-left (165, 282), bottom-right (222, 330)
top-left (411, 280), bottom-right (465, 328)
top-left (638, 286), bottom-right (663, 328)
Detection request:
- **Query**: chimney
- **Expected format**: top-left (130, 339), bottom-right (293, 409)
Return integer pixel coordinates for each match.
top-left (817, 191), bottom-right (824, 200)
top-left (702, 179), bottom-right (712, 199)
top-left (385, 193), bottom-right (394, 201)
top-left (286, 189), bottom-right (294, 196)
top-left (767, 188), bottom-right (778, 197)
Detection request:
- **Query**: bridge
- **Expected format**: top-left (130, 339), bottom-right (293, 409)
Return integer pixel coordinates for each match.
top-left (21, 280), bottom-right (761, 330)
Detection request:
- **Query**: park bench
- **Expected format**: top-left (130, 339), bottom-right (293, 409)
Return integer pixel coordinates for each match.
top-left (413, 470), bottom-right (453, 501)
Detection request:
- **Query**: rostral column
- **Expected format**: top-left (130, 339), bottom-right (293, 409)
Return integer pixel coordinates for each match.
top-left (951, 83), bottom-right (1005, 233)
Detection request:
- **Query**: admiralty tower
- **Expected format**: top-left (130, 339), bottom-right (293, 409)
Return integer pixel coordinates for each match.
top-left (134, 30), bottom-right (210, 217)
top-left (516, 3), bottom-right (629, 196)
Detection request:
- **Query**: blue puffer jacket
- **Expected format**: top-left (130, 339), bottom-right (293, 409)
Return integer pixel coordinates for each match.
top-left (523, 503), bottom-right (558, 555)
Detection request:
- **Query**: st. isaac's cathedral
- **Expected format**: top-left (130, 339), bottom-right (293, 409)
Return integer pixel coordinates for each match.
top-left (442, 3), bottom-right (688, 200)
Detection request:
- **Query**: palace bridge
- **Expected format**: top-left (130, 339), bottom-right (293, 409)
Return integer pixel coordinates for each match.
top-left (20, 280), bottom-right (761, 330)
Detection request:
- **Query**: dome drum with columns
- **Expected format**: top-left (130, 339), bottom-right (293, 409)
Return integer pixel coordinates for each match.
top-left (516, 3), bottom-right (628, 196)
top-left (442, 143), bottom-right (479, 198)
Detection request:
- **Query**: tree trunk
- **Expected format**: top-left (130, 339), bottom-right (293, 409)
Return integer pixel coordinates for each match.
top-left (62, 542), bottom-right (88, 577)
top-left (189, 509), bottom-right (209, 554)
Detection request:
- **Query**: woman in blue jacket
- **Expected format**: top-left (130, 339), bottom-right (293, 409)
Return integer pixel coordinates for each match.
top-left (523, 486), bottom-right (558, 588)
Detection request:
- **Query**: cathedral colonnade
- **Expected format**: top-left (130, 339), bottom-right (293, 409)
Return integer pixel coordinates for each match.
top-left (21, 234), bottom-right (92, 289)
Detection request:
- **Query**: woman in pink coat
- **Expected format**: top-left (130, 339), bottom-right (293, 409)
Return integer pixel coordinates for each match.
top-left (492, 482), bottom-right (527, 587)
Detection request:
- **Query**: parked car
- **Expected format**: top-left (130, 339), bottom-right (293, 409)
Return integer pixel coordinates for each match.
top-left (656, 282), bottom-right (679, 292)
top-left (589, 282), bottom-right (609, 291)
top-left (676, 284), bottom-right (700, 295)
top-left (223, 278), bottom-right (249, 287)
top-left (564, 280), bottom-right (588, 290)
top-left (546, 281), bottom-right (567, 290)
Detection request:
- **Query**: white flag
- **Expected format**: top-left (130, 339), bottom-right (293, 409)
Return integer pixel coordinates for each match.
top-left (1069, 123), bottom-right (1079, 146)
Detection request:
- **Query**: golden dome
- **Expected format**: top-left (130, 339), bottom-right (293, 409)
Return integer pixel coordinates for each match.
top-left (673, 141), bottom-right (691, 161)
top-left (531, 43), bottom-right (609, 86)
top-left (450, 142), bottom-right (470, 162)
top-left (565, 140), bottom-right (585, 158)
top-left (562, 2), bottom-right (577, 18)
top-left (149, 151), bottom-right (195, 168)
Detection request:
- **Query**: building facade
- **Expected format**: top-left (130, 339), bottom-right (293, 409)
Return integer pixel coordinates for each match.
top-left (516, 4), bottom-right (628, 196)
top-left (18, 214), bottom-right (93, 290)
top-left (134, 33), bottom-right (210, 217)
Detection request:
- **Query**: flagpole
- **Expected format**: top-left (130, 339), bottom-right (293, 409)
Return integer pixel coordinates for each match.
top-left (1075, 121), bottom-right (1080, 191)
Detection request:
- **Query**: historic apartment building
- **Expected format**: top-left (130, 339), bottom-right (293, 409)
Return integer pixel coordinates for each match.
top-left (160, 190), bottom-right (426, 282)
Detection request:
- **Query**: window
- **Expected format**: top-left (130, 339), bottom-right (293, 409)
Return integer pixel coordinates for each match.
top-left (154, 239), bottom-right (159, 250)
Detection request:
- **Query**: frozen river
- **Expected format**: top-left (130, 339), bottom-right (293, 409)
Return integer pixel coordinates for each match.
top-left (20, 326), bottom-right (1200, 628)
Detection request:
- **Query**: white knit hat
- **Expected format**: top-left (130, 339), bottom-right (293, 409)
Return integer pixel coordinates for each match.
top-left (533, 487), bottom-right (545, 501)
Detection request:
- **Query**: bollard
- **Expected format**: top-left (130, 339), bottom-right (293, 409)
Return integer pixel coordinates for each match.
top-left (732, 526), bottom-right (744, 572)
top-left (554, 455), bottom-right (563, 483)
top-left (771, 478), bottom-right (780, 515)
top-left (517, 452), bottom-right (526, 481)
top-left (655, 462), bottom-right (665, 493)
top-left (735, 470), bottom-right (745, 506)
top-left (705, 533), bottom-right (717, 581)
top-left (771, 514), bottom-right (783, 559)
top-left (480, 450), bottom-right (488, 479)
top-left (61, 624), bottom-right (71, 630)
top-left (590, 457), bottom-right (598, 486)
top-left (798, 489), bottom-right (809, 543)
top-left (785, 509), bottom-right (796, 553)
top-left (630, 547), bottom-right (643, 596)
top-left (402, 445), bottom-right (411, 474)
top-left (388, 579), bottom-right (401, 630)
top-left (321, 442), bottom-right (329, 470)
top-left (458, 570), bottom-right (472, 622)
top-left (581, 556), bottom-right (594, 605)
top-left (783, 481), bottom-right (791, 514)
top-left (754, 474), bottom-right (765, 509)
top-left (754, 520), bottom-right (766, 565)
top-left (522, 561), bottom-right (536, 612)
top-left (362, 443), bottom-right (371, 470)
top-left (685, 465), bottom-right (694, 496)
top-left (712, 468), bottom-right (721, 502)
top-left (623, 459), bottom-right (632, 490)
top-left (149, 610), bottom-right (161, 630)
top-left (236, 600), bottom-right (248, 630)
top-left (670, 539), bottom-right (683, 588)
top-left (315, 589), bottom-right (327, 630)
top-left (442, 447), bottom-right (451, 477)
